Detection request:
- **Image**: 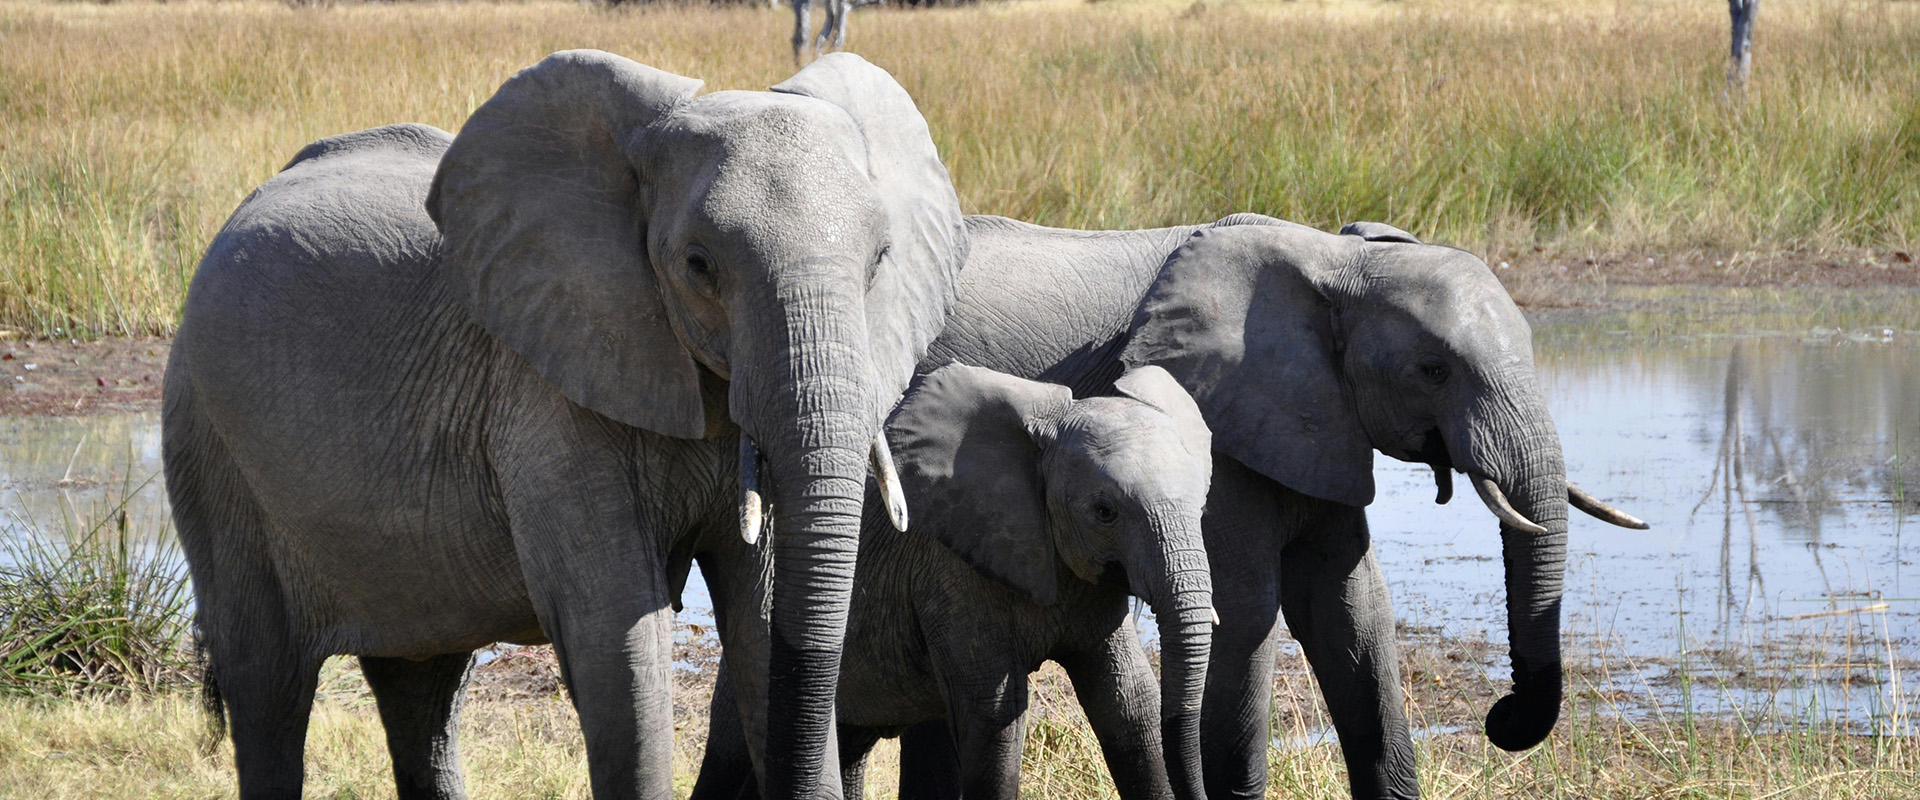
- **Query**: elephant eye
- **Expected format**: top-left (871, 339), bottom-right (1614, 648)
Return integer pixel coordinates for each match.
top-left (1088, 496), bottom-right (1120, 526)
top-left (682, 249), bottom-right (719, 296)
top-left (1417, 356), bottom-right (1450, 385)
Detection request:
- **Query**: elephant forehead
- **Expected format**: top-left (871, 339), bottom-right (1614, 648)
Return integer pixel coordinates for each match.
top-left (1056, 402), bottom-right (1209, 496)
top-left (1367, 248), bottom-right (1533, 360)
top-left (660, 91), bottom-right (868, 172)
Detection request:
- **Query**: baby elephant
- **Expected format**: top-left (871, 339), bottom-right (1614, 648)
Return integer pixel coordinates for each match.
top-left (696, 363), bottom-right (1216, 800)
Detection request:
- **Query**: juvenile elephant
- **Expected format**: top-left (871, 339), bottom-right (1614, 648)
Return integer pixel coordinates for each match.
top-left (694, 363), bottom-right (1217, 800)
top-left (881, 215), bottom-right (1647, 799)
top-left (163, 51), bottom-right (967, 800)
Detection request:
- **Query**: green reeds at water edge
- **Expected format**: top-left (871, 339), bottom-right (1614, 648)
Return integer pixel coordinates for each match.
top-left (0, 475), bottom-right (195, 697)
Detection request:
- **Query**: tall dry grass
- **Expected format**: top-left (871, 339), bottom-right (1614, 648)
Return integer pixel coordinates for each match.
top-left (1, 0), bottom-right (1915, 337)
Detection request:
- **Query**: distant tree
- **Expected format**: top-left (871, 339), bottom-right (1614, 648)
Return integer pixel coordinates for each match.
top-left (1727, 0), bottom-right (1757, 97)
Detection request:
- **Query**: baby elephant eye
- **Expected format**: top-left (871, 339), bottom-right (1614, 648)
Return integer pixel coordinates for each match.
top-left (1417, 355), bottom-right (1450, 385)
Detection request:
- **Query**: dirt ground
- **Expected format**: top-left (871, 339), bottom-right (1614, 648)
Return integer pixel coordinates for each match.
top-left (0, 335), bottom-right (168, 417)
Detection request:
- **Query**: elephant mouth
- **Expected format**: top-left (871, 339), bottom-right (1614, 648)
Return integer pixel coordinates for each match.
top-left (1410, 428), bottom-right (1454, 505)
top-left (1412, 426), bottom-right (1648, 531)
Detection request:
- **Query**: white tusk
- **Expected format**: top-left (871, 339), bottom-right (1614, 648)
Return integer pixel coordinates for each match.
top-left (1567, 481), bottom-right (1650, 529)
top-left (739, 435), bottom-right (766, 545)
top-left (870, 433), bottom-right (909, 533)
top-left (1210, 607), bottom-right (1222, 626)
top-left (1471, 474), bottom-right (1549, 535)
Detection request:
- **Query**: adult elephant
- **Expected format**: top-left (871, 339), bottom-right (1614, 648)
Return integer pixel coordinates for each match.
top-left (889, 215), bottom-right (1646, 799)
top-left (163, 50), bottom-right (965, 800)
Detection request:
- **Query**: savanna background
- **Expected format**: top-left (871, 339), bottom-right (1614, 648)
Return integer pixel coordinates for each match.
top-left (2, 0), bottom-right (1917, 797)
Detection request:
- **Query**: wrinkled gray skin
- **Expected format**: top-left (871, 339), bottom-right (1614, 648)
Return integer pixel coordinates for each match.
top-left (694, 363), bottom-right (1217, 800)
top-left (162, 50), bottom-right (967, 800)
top-left (867, 215), bottom-right (1645, 800)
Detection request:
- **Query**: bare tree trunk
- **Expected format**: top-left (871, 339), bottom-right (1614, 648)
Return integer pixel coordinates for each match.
top-left (1728, 0), bottom-right (1758, 97)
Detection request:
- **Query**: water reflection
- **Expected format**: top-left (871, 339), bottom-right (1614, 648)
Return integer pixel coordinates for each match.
top-left (0, 413), bottom-right (169, 546)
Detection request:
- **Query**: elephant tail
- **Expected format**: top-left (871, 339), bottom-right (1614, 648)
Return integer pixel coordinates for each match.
top-left (194, 629), bottom-right (227, 752)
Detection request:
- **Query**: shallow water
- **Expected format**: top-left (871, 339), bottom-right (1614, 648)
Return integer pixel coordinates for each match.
top-left (1373, 329), bottom-right (1917, 733)
top-left (3, 317), bottom-right (1915, 730)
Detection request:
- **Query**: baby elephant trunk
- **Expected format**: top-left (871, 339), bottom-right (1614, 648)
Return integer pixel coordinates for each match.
top-left (1139, 506), bottom-right (1214, 800)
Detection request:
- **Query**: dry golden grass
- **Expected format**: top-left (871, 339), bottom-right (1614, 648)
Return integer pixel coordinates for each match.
top-left (1, 652), bottom-right (1914, 800)
top-left (2, 0), bottom-right (1916, 336)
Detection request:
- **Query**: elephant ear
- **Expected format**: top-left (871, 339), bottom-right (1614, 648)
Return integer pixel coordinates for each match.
top-left (1119, 226), bottom-right (1376, 507)
top-left (773, 54), bottom-right (969, 424)
top-left (1339, 221), bottom-right (1422, 244)
top-left (1112, 366), bottom-right (1214, 485)
top-left (427, 50), bottom-right (709, 438)
top-left (886, 364), bottom-right (1073, 604)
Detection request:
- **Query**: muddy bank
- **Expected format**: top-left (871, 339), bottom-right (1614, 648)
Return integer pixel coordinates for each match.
top-left (0, 337), bottom-right (167, 417)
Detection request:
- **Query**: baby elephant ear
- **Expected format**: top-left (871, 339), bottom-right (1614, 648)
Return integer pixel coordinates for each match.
top-left (886, 364), bottom-right (1073, 605)
top-left (1113, 366), bottom-right (1213, 485)
top-left (1339, 221), bottom-right (1422, 244)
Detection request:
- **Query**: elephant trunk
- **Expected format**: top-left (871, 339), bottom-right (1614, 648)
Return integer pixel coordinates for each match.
top-left (1140, 507), bottom-right (1214, 800)
top-left (1460, 393), bottom-right (1569, 753)
top-left (734, 272), bottom-right (882, 800)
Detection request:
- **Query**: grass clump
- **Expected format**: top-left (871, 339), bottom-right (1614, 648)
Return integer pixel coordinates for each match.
top-left (0, 478), bottom-right (195, 697)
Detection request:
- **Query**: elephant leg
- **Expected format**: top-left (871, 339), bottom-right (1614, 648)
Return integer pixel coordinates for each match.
top-left (166, 425), bottom-right (320, 800)
top-left (943, 675), bottom-right (1029, 800)
top-left (1056, 630), bottom-right (1171, 800)
top-left (837, 726), bottom-right (882, 800)
top-left (1197, 458), bottom-right (1286, 800)
top-left (508, 487), bottom-right (678, 799)
top-left (540, 580), bottom-right (676, 800)
top-left (217, 642), bottom-right (321, 800)
top-left (791, 0), bottom-right (811, 63)
top-left (896, 720), bottom-right (960, 800)
top-left (829, 0), bottom-right (849, 51)
top-left (361, 652), bottom-right (475, 800)
top-left (1279, 504), bottom-right (1420, 800)
top-left (1201, 610), bottom-right (1281, 800)
top-left (690, 666), bottom-right (758, 800)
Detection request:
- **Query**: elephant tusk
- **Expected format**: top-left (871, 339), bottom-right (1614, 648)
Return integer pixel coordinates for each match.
top-left (1209, 607), bottom-right (1222, 626)
top-left (1567, 481), bottom-right (1650, 529)
top-left (738, 435), bottom-right (767, 545)
top-left (1433, 465), bottom-right (1454, 505)
top-left (870, 433), bottom-right (909, 532)
top-left (1471, 474), bottom-right (1548, 535)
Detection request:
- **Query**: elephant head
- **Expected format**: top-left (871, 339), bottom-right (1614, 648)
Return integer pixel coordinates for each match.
top-left (425, 50), bottom-right (966, 797)
top-left (1119, 222), bottom-right (1645, 753)
top-left (888, 363), bottom-right (1216, 800)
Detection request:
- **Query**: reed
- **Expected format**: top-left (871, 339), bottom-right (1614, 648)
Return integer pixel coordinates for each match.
top-left (2, 0), bottom-right (1916, 337)
top-left (0, 475), bottom-right (195, 697)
